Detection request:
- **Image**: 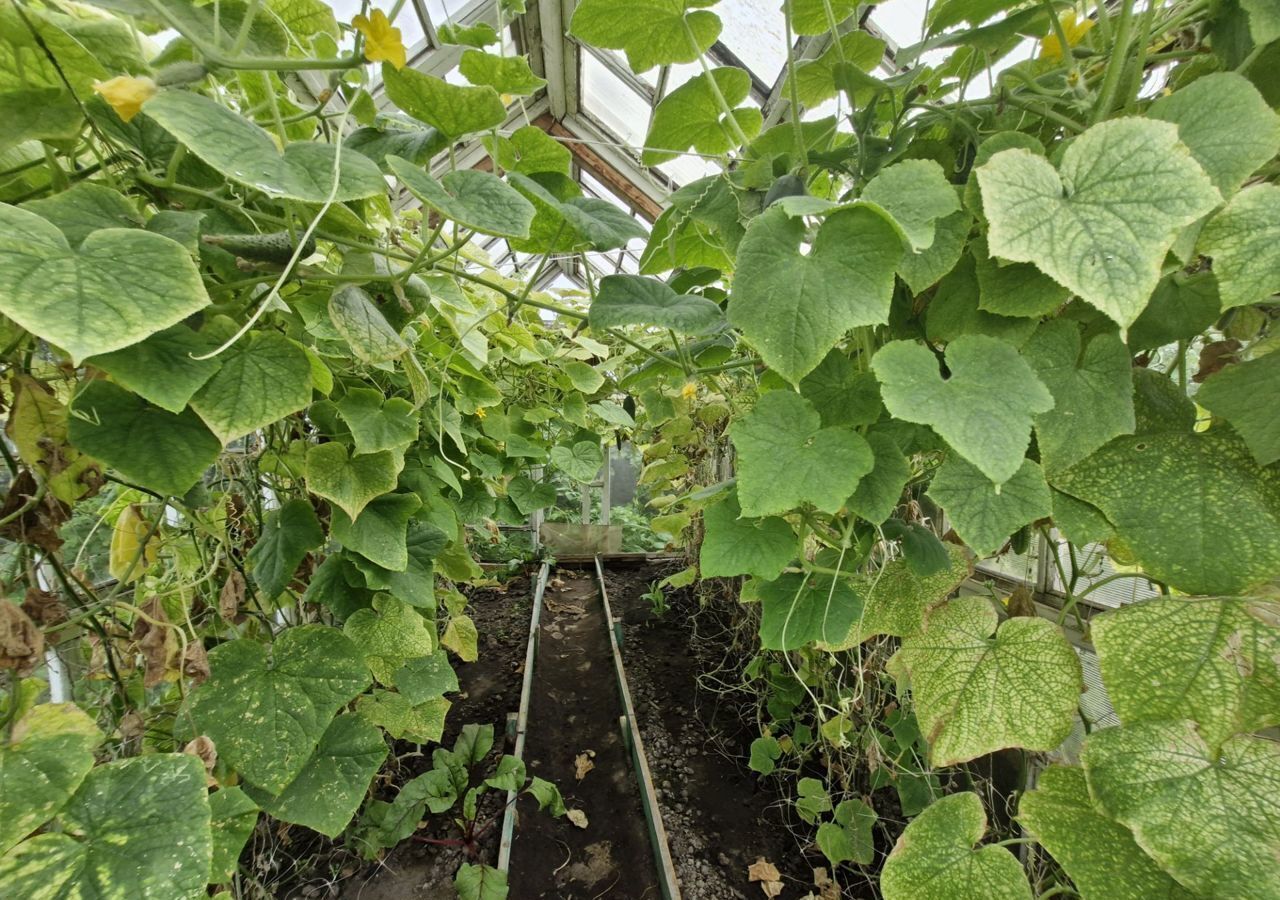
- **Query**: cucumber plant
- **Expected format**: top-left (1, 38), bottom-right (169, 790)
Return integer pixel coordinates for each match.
top-left (0, 0), bottom-right (1276, 898)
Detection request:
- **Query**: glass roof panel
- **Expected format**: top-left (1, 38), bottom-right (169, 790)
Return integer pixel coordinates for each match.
top-left (716, 0), bottom-right (789, 85)
top-left (582, 52), bottom-right (653, 150)
top-left (868, 0), bottom-right (930, 48)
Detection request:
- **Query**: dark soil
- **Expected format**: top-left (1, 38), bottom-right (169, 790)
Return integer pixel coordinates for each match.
top-left (505, 567), bottom-right (661, 899)
top-left (604, 563), bottom-right (821, 900)
top-left (337, 575), bottom-right (533, 900)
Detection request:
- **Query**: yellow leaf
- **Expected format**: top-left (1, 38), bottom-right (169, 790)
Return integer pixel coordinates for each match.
top-left (92, 75), bottom-right (158, 123)
top-left (109, 504), bottom-right (158, 583)
top-left (353, 9), bottom-right (407, 70)
top-left (1040, 11), bottom-right (1095, 60)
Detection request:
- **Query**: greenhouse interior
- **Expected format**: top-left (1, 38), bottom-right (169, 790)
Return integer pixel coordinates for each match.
top-left (1, 0), bottom-right (1278, 897)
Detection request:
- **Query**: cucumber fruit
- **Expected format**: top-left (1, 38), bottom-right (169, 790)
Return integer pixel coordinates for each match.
top-left (201, 231), bottom-right (316, 264)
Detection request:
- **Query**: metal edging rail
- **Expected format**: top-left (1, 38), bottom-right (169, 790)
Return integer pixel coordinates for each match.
top-left (497, 560), bottom-right (550, 873)
top-left (593, 556), bottom-right (683, 900)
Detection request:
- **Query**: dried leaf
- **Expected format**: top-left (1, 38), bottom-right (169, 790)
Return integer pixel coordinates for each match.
top-left (567, 808), bottom-right (589, 829)
top-left (184, 735), bottom-right (219, 786)
top-left (134, 597), bottom-right (178, 688)
top-left (0, 469), bottom-right (71, 554)
top-left (183, 640), bottom-right (210, 684)
top-left (575, 751), bottom-right (595, 780)
top-left (0, 601), bottom-right (43, 675)
top-left (22, 586), bottom-right (67, 627)
top-left (748, 857), bottom-right (782, 882)
top-left (219, 570), bottom-right (246, 622)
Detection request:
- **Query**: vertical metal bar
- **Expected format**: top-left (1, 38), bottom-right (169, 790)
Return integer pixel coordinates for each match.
top-left (600, 444), bottom-right (613, 526)
top-left (498, 561), bottom-right (551, 872)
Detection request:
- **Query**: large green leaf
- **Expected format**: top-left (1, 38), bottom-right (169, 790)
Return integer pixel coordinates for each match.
top-left (85, 325), bottom-right (221, 414)
top-left (244, 715), bottom-right (387, 838)
top-left (387, 157), bottom-right (535, 238)
top-left (1091, 597), bottom-right (1280, 750)
top-left (356, 690), bottom-right (449, 743)
top-left (0, 703), bottom-right (101, 855)
top-left (728, 390), bottom-right (873, 517)
top-left (1018, 766), bottom-right (1193, 900)
top-left (872, 336), bottom-right (1054, 485)
top-left (306, 443), bottom-right (403, 520)
top-left (882, 792), bottom-right (1031, 900)
top-left (822, 544), bottom-right (972, 649)
top-left (483, 125), bottom-right (572, 177)
top-left (246, 499), bottom-right (324, 599)
top-left (569, 0), bottom-right (721, 73)
top-left (350, 522), bottom-right (447, 609)
top-left (189, 625), bottom-right (371, 792)
top-left (862, 160), bottom-right (962, 251)
top-left (1127, 271), bottom-right (1221, 352)
top-left (0, 754), bottom-right (213, 900)
top-left (1052, 427), bottom-right (1280, 595)
top-left (784, 30), bottom-right (885, 107)
top-left (893, 597), bottom-right (1081, 765)
top-left (190, 332), bottom-right (313, 444)
top-left (328, 284), bottom-right (410, 364)
top-left (798, 350), bottom-right (883, 429)
top-left (1083, 721), bottom-right (1280, 899)
top-left (643, 68), bottom-right (762, 165)
top-left (21, 182), bottom-right (144, 247)
top-left (789, 0), bottom-right (859, 34)
top-left (972, 236), bottom-right (1070, 318)
top-left (143, 92), bottom-right (384, 201)
top-left (208, 787), bottom-right (258, 884)
top-left (756, 573), bottom-right (864, 651)
top-left (344, 595), bottom-right (436, 685)
top-left (68, 379), bottom-right (221, 497)
top-left (0, 203), bottom-right (210, 363)
top-left (550, 440), bottom-right (604, 482)
top-left (335, 388), bottom-right (420, 456)
top-left (1023, 320), bottom-right (1135, 473)
top-left (380, 64), bottom-right (507, 138)
top-left (699, 491), bottom-right (795, 580)
top-left (977, 118), bottom-right (1220, 332)
top-left (589, 274), bottom-right (724, 333)
top-left (898, 208), bottom-right (971, 294)
top-left (331, 492), bottom-right (422, 572)
top-left (1196, 351), bottom-right (1280, 466)
top-left (927, 457), bottom-right (1052, 558)
top-left (846, 430), bottom-right (911, 525)
top-left (507, 476), bottom-right (557, 515)
top-left (1198, 183), bottom-right (1280, 310)
top-left (455, 863), bottom-right (509, 900)
top-left (729, 206), bottom-right (902, 384)
top-left (1149, 72), bottom-right (1280, 197)
top-left (458, 49), bottom-right (546, 95)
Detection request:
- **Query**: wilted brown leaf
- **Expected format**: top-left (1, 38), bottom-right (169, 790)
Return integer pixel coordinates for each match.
top-left (575, 750), bottom-right (596, 780)
top-left (183, 640), bottom-right (210, 683)
top-left (748, 857), bottom-right (781, 882)
top-left (0, 600), bottom-right (43, 675)
top-left (134, 597), bottom-right (178, 688)
top-left (220, 570), bottom-right (246, 622)
top-left (21, 586), bottom-right (66, 627)
top-left (184, 735), bottom-right (218, 786)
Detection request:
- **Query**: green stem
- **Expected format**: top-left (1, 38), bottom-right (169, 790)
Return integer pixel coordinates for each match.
top-left (1091, 0), bottom-right (1134, 124)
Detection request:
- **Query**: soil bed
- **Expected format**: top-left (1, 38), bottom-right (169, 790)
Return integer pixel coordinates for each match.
top-left (505, 566), bottom-right (661, 899)
top-left (604, 562), bottom-right (817, 900)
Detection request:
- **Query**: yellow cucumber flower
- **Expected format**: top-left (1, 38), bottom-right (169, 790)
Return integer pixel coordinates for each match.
top-left (680, 382), bottom-right (697, 401)
top-left (1040, 10), bottom-right (1095, 61)
top-left (92, 74), bottom-right (158, 122)
top-left (354, 9), bottom-right (407, 70)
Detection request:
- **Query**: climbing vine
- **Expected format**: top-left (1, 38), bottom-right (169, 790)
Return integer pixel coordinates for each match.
top-left (0, 0), bottom-right (1278, 898)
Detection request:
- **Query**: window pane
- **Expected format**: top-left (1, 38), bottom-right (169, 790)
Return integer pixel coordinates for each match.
top-left (716, 0), bottom-right (788, 85)
top-left (582, 52), bottom-right (652, 148)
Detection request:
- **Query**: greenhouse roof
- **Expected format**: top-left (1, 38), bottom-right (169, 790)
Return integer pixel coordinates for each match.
top-left (329, 0), bottom-right (1042, 290)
